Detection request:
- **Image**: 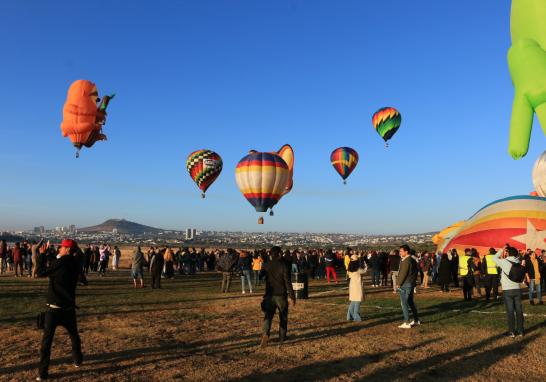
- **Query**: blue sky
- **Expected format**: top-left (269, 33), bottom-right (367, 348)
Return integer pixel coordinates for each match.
top-left (0, 0), bottom-right (544, 234)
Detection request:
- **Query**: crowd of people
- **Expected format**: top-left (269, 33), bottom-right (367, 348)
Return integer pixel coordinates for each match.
top-left (1, 237), bottom-right (545, 379)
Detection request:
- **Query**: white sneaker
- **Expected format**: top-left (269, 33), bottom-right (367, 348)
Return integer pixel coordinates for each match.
top-left (398, 322), bottom-right (412, 329)
top-left (410, 320), bottom-right (421, 326)
top-left (242, 291), bottom-right (246, 294)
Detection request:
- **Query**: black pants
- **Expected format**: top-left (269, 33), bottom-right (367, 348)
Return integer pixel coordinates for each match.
top-left (151, 271), bottom-right (162, 289)
top-left (262, 295), bottom-right (289, 340)
top-left (39, 308), bottom-right (82, 377)
top-left (440, 282), bottom-right (450, 292)
top-left (452, 271), bottom-right (459, 287)
top-left (483, 275), bottom-right (498, 300)
top-left (463, 277), bottom-right (474, 300)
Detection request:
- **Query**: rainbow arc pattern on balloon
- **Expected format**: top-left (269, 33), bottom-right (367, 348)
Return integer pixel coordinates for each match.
top-left (436, 195), bottom-right (546, 254)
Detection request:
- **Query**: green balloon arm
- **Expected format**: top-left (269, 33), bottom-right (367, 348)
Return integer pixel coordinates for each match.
top-left (508, 1), bottom-right (546, 159)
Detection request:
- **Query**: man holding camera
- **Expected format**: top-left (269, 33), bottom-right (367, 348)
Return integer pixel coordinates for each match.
top-left (37, 239), bottom-right (83, 381)
top-left (493, 246), bottom-right (525, 337)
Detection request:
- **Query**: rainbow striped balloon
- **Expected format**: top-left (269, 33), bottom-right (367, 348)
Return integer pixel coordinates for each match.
top-left (331, 147), bottom-right (359, 184)
top-left (437, 195), bottom-right (546, 254)
top-left (235, 152), bottom-right (289, 213)
top-left (372, 107), bottom-right (401, 144)
top-left (186, 149), bottom-right (223, 197)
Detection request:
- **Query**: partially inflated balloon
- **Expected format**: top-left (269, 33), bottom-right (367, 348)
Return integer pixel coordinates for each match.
top-left (372, 107), bottom-right (401, 146)
top-left (60, 80), bottom-right (114, 157)
top-left (532, 150), bottom-right (546, 197)
top-left (331, 147), bottom-right (358, 184)
top-left (436, 195), bottom-right (546, 254)
top-left (235, 152), bottom-right (289, 222)
top-left (186, 150), bottom-right (223, 198)
top-left (277, 144), bottom-right (294, 196)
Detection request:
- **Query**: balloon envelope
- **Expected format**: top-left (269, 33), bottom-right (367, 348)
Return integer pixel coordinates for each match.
top-left (331, 147), bottom-right (359, 181)
top-left (532, 150), bottom-right (546, 197)
top-left (372, 107), bottom-right (401, 143)
top-left (437, 195), bottom-right (546, 254)
top-left (277, 144), bottom-right (294, 196)
top-left (235, 152), bottom-right (289, 213)
top-left (186, 149), bottom-right (223, 195)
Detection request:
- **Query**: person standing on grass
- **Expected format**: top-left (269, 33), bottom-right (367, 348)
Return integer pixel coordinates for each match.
top-left (347, 254), bottom-right (367, 321)
top-left (150, 248), bottom-right (164, 289)
top-left (36, 239), bottom-right (83, 381)
top-left (396, 244), bottom-right (420, 329)
top-left (0, 240), bottom-right (7, 274)
top-left (493, 247), bottom-right (525, 337)
top-left (131, 246), bottom-right (145, 288)
top-left (324, 249), bottom-right (338, 284)
top-left (239, 250), bottom-right (253, 294)
top-left (13, 242), bottom-right (23, 277)
top-left (218, 249), bottom-right (238, 293)
top-left (388, 250), bottom-right (401, 294)
top-left (524, 249), bottom-right (543, 305)
top-left (260, 246), bottom-right (296, 348)
top-left (112, 246), bottom-right (121, 270)
top-left (252, 252), bottom-right (263, 288)
top-left (438, 252), bottom-right (451, 293)
top-left (31, 239), bottom-right (44, 278)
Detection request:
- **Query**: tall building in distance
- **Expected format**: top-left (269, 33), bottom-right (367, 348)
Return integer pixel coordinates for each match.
top-left (33, 227), bottom-right (40, 234)
top-left (40, 226), bottom-right (45, 235)
top-left (69, 225), bottom-right (76, 234)
top-left (185, 228), bottom-right (196, 240)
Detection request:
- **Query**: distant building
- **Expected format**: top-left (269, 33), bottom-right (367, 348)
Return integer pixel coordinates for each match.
top-left (69, 225), bottom-right (76, 234)
top-left (112, 228), bottom-right (118, 234)
top-left (40, 226), bottom-right (45, 235)
top-left (185, 228), bottom-right (196, 240)
top-left (33, 227), bottom-right (40, 234)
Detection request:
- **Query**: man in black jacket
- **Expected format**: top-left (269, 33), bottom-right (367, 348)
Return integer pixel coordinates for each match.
top-left (37, 239), bottom-right (83, 381)
top-left (260, 246), bottom-right (296, 348)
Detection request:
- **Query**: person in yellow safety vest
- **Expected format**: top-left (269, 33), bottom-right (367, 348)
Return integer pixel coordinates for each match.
top-left (482, 248), bottom-right (499, 301)
top-left (459, 248), bottom-right (475, 301)
top-left (344, 248), bottom-right (351, 282)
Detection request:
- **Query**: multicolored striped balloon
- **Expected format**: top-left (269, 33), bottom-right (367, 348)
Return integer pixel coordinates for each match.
top-left (331, 147), bottom-right (359, 184)
top-left (235, 152), bottom-right (289, 216)
top-left (372, 107), bottom-right (401, 145)
top-left (437, 195), bottom-right (546, 254)
top-left (186, 149), bottom-right (223, 198)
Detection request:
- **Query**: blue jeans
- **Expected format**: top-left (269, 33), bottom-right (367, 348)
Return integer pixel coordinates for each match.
top-left (372, 269), bottom-right (381, 285)
top-left (291, 264), bottom-right (298, 273)
top-left (241, 270), bottom-right (253, 292)
top-left (347, 301), bottom-right (361, 321)
top-left (503, 289), bottom-right (524, 334)
top-left (529, 279), bottom-right (542, 302)
top-left (399, 285), bottom-right (419, 323)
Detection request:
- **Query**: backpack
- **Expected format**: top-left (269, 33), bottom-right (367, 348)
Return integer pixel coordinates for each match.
top-left (505, 260), bottom-right (525, 283)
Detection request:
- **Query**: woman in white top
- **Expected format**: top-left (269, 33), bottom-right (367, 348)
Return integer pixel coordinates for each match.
top-left (347, 254), bottom-right (367, 321)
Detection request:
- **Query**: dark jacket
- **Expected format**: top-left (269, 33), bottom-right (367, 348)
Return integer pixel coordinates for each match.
top-left (397, 256), bottom-right (418, 287)
top-left (261, 258), bottom-right (296, 300)
top-left (218, 252), bottom-right (239, 272)
top-left (238, 255), bottom-right (252, 271)
top-left (150, 252), bottom-right (164, 274)
top-left (388, 255), bottom-right (400, 272)
top-left (39, 255), bottom-right (79, 308)
top-left (438, 255), bottom-right (452, 284)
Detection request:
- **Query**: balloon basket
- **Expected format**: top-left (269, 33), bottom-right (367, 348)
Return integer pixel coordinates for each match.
top-left (343, 180), bottom-right (347, 185)
top-left (258, 217), bottom-right (264, 225)
top-left (269, 210), bottom-right (274, 216)
top-left (201, 193), bottom-right (206, 199)
top-left (385, 142), bottom-right (389, 148)
top-left (75, 150), bottom-right (80, 158)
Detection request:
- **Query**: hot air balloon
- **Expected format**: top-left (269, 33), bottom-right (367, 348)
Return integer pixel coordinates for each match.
top-left (436, 195), bottom-right (546, 254)
top-left (331, 147), bottom-right (359, 184)
top-left (532, 150), bottom-right (546, 197)
top-left (235, 152), bottom-right (290, 223)
top-left (60, 80), bottom-right (114, 157)
top-left (186, 149), bottom-right (223, 198)
top-left (372, 107), bottom-right (401, 147)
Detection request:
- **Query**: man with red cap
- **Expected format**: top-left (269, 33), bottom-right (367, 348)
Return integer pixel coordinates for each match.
top-left (36, 239), bottom-right (83, 381)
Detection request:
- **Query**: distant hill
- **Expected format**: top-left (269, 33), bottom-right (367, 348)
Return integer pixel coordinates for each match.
top-left (78, 219), bottom-right (162, 234)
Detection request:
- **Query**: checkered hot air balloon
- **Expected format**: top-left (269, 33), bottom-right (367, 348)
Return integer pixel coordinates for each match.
top-left (235, 152), bottom-right (290, 223)
top-left (186, 149), bottom-right (223, 198)
top-left (372, 107), bottom-right (401, 147)
top-left (331, 147), bottom-right (359, 185)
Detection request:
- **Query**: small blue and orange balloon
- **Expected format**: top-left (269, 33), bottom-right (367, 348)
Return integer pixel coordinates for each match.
top-left (331, 147), bottom-right (359, 184)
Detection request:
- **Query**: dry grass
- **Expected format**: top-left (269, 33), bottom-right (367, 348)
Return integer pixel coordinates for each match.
top-left (0, 270), bottom-right (545, 382)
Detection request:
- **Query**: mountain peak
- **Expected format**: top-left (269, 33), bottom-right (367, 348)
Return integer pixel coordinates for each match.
top-left (79, 218), bottom-right (161, 234)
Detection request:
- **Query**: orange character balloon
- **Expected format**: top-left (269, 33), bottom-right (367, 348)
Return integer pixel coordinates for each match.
top-left (60, 80), bottom-right (113, 157)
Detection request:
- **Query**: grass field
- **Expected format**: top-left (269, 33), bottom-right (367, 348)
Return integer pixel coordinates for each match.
top-left (0, 269), bottom-right (545, 382)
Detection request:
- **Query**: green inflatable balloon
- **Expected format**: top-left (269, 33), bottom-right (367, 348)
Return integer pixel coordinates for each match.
top-left (508, 0), bottom-right (546, 159)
